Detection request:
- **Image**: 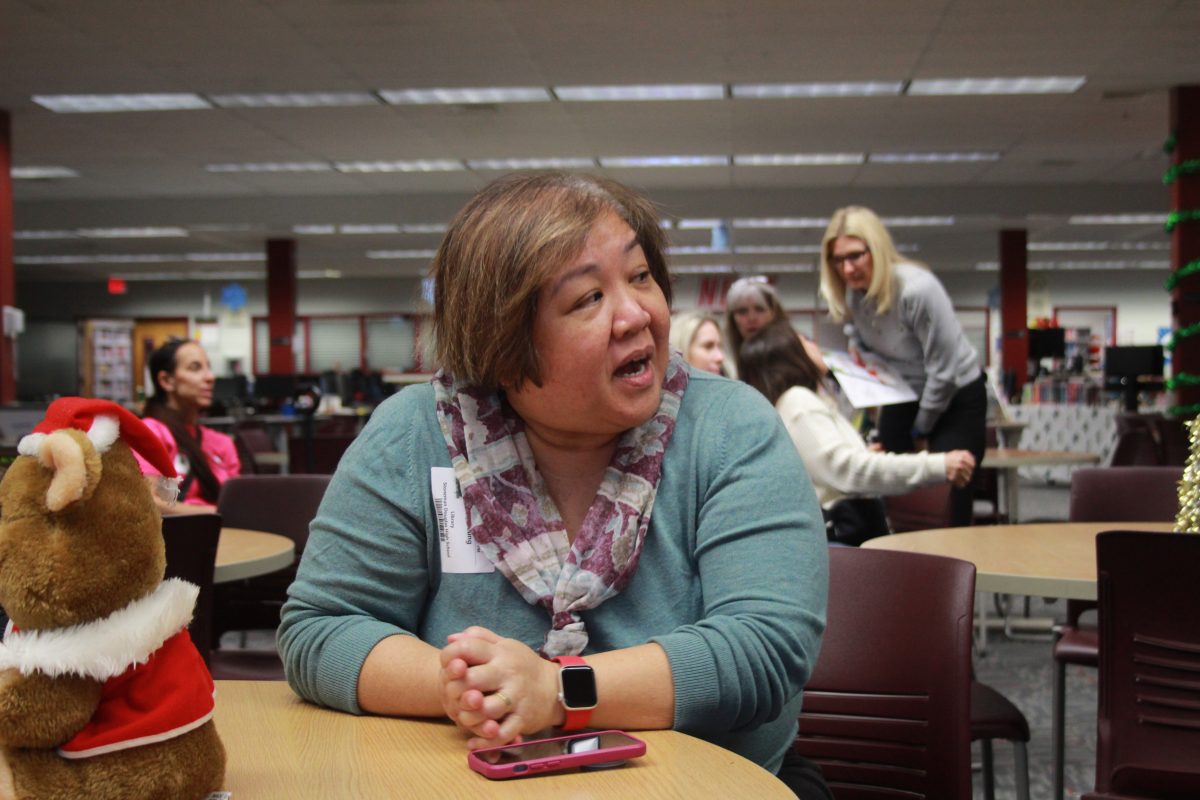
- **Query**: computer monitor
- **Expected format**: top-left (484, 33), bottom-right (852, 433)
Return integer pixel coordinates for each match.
top-left (1027, 327), bottom-right (1066, 361)
top-left (252, 374), bottom-right (298, 410)
top-left (213, 375), bottom-right (249, 403)
top-left (1104, 345), bottom-right (1164, 411)
top-left (210, 375), bottom-right (250, 416)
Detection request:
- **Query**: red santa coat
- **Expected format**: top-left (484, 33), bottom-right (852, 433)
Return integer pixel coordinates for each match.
top-left (0, 579), bottom-right (216, 758)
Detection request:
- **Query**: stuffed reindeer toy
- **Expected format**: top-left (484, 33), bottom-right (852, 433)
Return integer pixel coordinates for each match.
top-left (0, 398), bottom-right (225, 799)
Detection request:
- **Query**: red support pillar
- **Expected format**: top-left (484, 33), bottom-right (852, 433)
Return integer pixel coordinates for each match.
top-left (999, 229), bottom-right (1028, 400)
top-left (0, 112), bottom-right (16, 404)
top-left (1169, 85), bottom-right (1200, 416)
top-left (266, 238), bottom-right (297, 375)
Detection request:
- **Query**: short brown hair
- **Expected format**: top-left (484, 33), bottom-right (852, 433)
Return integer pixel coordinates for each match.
top-left (739, 318), bottom-right (825, 406)
top-left (432, 172), bottom-right (671, 389)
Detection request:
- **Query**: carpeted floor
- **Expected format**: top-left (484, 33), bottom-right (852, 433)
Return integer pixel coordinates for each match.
top-left (971, 480), bottom-right (1098, 800)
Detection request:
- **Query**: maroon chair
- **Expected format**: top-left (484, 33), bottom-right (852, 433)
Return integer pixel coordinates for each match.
top-left (884, 482), bottom-right (959, 533)
top-left (161, 512), bottom-right (222, 665)
top-left (795, 547), bottom-right (975, 798)
top-left (1153, 416), bottom-right (1189, 467)
top-left (1107, 428), bottom-right (1161, 467)
top-left (1082, 531), bottom-right (1200, 799)
top-left (232, 424), bottom-right (282, 475)
top-left (287, 433), bottom-right (356, 474)
top-left (210, 474), bottom-right (332, 679)
top-left (1053, 466), bottom-right (1183, 799)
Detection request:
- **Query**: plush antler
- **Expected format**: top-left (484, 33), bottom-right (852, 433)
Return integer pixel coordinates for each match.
top-left (38, 431), bottom-right (97, 512)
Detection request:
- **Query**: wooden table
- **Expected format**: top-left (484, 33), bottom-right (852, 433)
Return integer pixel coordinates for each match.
top-left (983, 448), bottom-right (1101, 522)
top-left (862, 521), bottom-right (1175, 600)
top-left (215, 528), bottom-right (295, 584)
top-left (987, 420), bottom-right (1028, 448)
top-left (212, 681), bottom-right (795, 799)
top-left (863, 521), bottom-right (1176, 647)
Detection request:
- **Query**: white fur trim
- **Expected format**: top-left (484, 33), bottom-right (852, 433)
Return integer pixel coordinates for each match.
top-left (16, 432), bottom-right (44, 457)
top-left (0, 579), bottom-right (198, 681)
top-left (86, 414), bottom-right (120, 453)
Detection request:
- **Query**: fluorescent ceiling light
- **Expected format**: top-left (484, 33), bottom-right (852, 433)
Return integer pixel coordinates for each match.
top-left (339, 224), bottom-right (401, 235)
top-left (294, 222), bottom-right (448, 235)
top-left (206, 162), bottom-right (332, 173)
top-left (735, 245), bottom-right (821, 254)
top-left (33, 93), bottom-right (211, 112)
top-left (732, 217), bottom-right (830, 229)
top-left (676, 219), bottom-right (724, 230)
top-left (757, 263), bottom-right (815, 273)
top-left (10, 166), bottom-right (79, 179)
top-left (671, 264), bottom-right (736, 274)
top-left (115, 271), bottom-right (264, 282)
top-left (467, 157), bottom-right (597, 170)
top-left (906, 76), bottom-right (1086, 95)
top-left (298, 270), bottom-right (344, 279)
top-left (208, 92), bottom-right (380, 108)
top-left (78, 227), bottom-right (188, 239)
top-left (869, 152), bottom-right (1000, 163)
top-left (379, 87), bottom-right (551, 104)
top-left (599, 155), bottom-right (729, 168)
top-left (975, 262), bottom-right (1000, 271)
top-left (732, 81), bottom-right (903, 98)
top-left (184, 252), bottom-right (264, 262)
top-left (13, 230), bottom-right (80, 240)
top-left (1030, 260), bottom-right (1169, 271)
top-left (1068, 213), bottom-right (1168, 225)
top-left (335, 160), bottom-right (465, 173)
top-left (555, 84), bottom-right (724, 102)
top-left (366, 249), bottom-right (439, 259)
top-left (667, 245), bottom-right (727, 255)
top-left (1030, 241), bottom-right (1170, 252)
top-left (879, 216), bottom-right (956, 227)
top-left (735, 153), bottom-right (864, 166)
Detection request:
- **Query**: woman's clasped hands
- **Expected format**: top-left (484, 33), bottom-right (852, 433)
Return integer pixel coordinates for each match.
top-left (439, 626), bottom-right (563, 749)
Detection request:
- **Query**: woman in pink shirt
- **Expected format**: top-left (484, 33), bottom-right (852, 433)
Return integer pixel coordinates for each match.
top-left (138, 338), bottom-right (240, 513)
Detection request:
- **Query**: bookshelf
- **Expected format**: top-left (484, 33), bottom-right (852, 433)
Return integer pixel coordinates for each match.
top-left (79, 319), bottom-right (134, 403)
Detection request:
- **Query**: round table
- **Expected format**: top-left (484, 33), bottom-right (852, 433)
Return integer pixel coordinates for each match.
top-left (213, 681), bottom-right (795, 799)
top-left (215, 528), bottom-right (295, 584)
top-left (982, 448), bottom-right (1101, 522)
top-left (862, 521), bottom-right (1176, 601)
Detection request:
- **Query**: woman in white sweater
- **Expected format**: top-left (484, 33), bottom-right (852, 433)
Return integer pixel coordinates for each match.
top-left (740, 319), bottom-right (974, 543)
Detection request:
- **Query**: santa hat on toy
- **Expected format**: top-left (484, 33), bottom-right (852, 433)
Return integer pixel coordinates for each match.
top-left (17, 397), bottom-right (177, 478)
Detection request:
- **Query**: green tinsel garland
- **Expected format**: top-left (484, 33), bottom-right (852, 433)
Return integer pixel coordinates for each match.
top-left (1168, 321), bottom-right (1200, 350)
top-left (1165, 131), bottom-right (1178, 154)
top-left (1170, 402), bottom-right (1200, 419)
top-left (1167, 372), bottom-right (1200, 390)
top-left (1166, 209), bottom-right (1200, 233)
top-left (1164, 160), bottom-right (1200, 186)
top-left (1165, 260), bottom-right (1200, 292)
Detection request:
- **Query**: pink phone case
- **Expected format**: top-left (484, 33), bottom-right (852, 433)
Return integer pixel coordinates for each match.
top-left (467, 730), bottom-right (646, 780)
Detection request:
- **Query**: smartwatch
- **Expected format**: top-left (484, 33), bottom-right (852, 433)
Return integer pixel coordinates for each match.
top-left (551, 655), bottom-right (597, 730)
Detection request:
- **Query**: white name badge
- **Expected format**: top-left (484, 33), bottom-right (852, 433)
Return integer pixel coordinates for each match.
top-left (431, 467), bottom-right (494, 574)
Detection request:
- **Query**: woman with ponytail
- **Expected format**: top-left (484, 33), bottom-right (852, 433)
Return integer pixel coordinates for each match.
top-left (138, 338), bottom-right (240, 513)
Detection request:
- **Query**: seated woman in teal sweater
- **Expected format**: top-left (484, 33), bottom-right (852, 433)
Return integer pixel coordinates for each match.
top-left (279, 172), bottom-right (830, 797)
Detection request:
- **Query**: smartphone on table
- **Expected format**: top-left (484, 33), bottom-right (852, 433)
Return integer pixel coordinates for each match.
top-left (468, 730), bottom-right (646, 780)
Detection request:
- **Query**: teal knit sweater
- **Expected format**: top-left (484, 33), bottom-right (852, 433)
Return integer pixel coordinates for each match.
top-left (279, 369), bottom-right (828, 773)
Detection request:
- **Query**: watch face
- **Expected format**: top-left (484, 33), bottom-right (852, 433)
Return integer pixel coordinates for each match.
top-left (559, 664), bottom-right (598, 709)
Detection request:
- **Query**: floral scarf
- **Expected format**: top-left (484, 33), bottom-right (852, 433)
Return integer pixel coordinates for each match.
top-left (433, 353), bottom-right (688, 657)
